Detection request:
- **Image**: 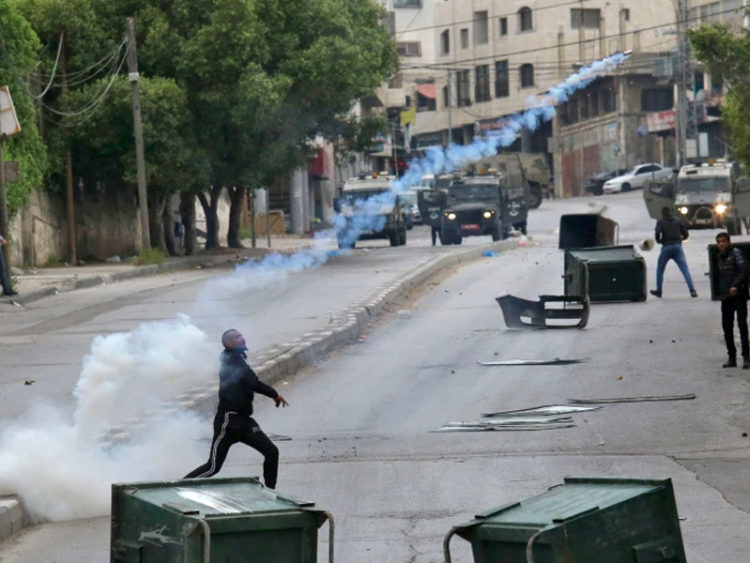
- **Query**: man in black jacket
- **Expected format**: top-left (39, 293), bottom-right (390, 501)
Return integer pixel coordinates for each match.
top-left (715, 232), bottom-right (750, 369)
top-left (185, 329), bottom-right (289, 487)
top-left (650, 206), bottom-right (697, 298)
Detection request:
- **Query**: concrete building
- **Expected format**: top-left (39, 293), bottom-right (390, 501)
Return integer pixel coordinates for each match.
top-left (381, 0), bottom-right (741, 196)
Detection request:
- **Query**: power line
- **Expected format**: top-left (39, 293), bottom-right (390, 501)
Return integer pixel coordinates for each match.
top-left (34, 32), bottom-right (64, 99)
top-left (39, 41), bottom-right (129, 123)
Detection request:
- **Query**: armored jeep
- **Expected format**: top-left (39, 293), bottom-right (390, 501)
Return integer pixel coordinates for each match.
top-left (417, 173), bottom-right (528, 246)
top-left (643, 160), bottom-right (750, 235)
top-left (335, 177), bottom-right (407, 249)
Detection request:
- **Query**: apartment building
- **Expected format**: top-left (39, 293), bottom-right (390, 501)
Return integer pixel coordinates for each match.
top-left (383, 0), bottom-right (743, 196)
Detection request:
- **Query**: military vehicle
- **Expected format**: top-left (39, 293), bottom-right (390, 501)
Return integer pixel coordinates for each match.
top-left (643, 160), bottom-right (750, 236)
top-left (417, 172), bottom-right (529, 246)
top-left (469, 152), bottom-right (551, 209)
top-left (335, 176), bottom-right (407, 249)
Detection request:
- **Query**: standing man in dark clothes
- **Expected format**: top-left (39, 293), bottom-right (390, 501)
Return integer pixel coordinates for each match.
top-left (650, 206), bottom-right (698, 298)
top-left (185, 329), bottom-right (289, 488)
top-left (715, 232), bottom-right (750, 369)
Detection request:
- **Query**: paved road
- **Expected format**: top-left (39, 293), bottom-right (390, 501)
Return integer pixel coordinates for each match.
top-left (2, 192), bottom-right (749, 562)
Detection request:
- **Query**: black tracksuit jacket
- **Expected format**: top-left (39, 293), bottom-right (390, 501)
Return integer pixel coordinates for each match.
top-left (717, 247), bottom-right (749, 298)
top-left (217, 349), bottom-right (278, 415)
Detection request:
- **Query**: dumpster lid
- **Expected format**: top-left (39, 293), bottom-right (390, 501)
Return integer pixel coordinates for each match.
top-left (114, 477), bottom-right (315, 516)
top-left (474, 477), bottom-right (670, 528)
top-left (565, 245), bottom-right (640, 261)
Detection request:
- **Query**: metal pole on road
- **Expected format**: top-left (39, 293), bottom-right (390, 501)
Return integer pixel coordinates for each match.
top-left (127, 17), bottom-right (151, 250)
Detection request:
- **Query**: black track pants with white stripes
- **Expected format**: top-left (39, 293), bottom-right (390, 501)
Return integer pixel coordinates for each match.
top-left (184, 410), bottom-right (279, 488)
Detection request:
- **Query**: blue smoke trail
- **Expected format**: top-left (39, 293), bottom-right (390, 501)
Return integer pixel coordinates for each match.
top-left (213, 51), bottom-right (632, 281)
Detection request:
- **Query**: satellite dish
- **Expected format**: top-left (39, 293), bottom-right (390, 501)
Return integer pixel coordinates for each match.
top-left (695, 89), bottom-right (707, 102)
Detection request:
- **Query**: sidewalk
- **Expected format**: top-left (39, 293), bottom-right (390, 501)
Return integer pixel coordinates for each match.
top-left (3, 235), bottom-right (323, 306)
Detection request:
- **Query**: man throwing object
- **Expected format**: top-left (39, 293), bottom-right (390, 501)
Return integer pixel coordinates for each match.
top-left (185, 329), bottom-right (289, 488)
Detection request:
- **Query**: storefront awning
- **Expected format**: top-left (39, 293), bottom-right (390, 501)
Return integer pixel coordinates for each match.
top-left (416, 83), bottom-right (436, 99)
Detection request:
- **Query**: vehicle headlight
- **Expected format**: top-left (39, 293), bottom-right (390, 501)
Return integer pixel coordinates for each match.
top-left (482, 211), bottom-right (493, 219)
top-left (678, 206), bottom-right (688, 215)
top-left (715, 204), bottom-right (728, 214)
top-left (446, 212), bottom-right (456, 221)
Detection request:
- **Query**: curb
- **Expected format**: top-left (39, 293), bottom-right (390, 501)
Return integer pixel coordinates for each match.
top-left (0, 497), bottom-right (28, 541)
top-left (5, 247), bottom-right (309, 306)
top-left (0, 238), bottom-right (519, 543)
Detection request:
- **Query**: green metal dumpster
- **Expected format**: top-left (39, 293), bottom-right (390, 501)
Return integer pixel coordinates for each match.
top-left (564, 245), bottom-right (647, 302)
top-left (111, 477), bottom-right (333, 563)
top-left (707, 242), bottom-right (750, 300)
top-left (444, 476), bottom-right (686, 563)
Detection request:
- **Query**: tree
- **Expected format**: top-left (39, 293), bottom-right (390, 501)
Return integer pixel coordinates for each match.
top-left (63, 75), bottom-right (208, 252)
top-left (689, 21), bottom-right (750, 165)
top-left (173, 0), bottom-right (398, 248)
top-left (0, 2), bottom-right (47, 214)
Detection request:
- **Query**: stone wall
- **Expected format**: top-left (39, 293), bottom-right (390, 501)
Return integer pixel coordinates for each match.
top-left (8, 187), bottom-right (232, 267)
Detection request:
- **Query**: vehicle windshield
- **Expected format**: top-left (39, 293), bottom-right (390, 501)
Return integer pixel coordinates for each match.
top-left (340, 189), bottom-right (389, 204)
top-left (400, 191), bottom-right (418, 205)
top-left (678, 177), bottom-right (730, 193)
top-left (449, 183), bottom-right (498, 200)
top-left (419, 178), bottom-right (434, 188)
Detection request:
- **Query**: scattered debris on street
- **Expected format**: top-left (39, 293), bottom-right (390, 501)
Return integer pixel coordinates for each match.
top-left (481, 404), bottom-right (600, 417)
top-left (477, 358), bottom-right (587, 366)
top-left (569, 393), bottom-right (696, 404)
top-left (496, 293), bottom-right (589, 329)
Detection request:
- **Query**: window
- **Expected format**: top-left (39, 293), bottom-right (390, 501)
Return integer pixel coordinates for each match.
top-left (440, 29), bottom-right (450, 54)
top-left (641, 88), bottom-right (673, 111)
top-left (416, 83), bottom-right (436, 112)
top-left (499, 17), bottom-right (508, 36)
top-left (621, 8), bottom-right (630, 21)
top-left (393, 0), bottom-right (421, 7)
top-left (460, 28), bottom-right (469, 49)
top-left (396, 42), bottom-right (422, 57)
top-left (474, 11), bottom-right (489, 45)
top-left (520, 63), bottom-right (534, 87)
top-left (475, 65), bottom-right (490, 102)
top-left (443, 84), bottom-right (450, 108)
top-left (600, 88), bottom-right (616, 113)
top-left (570, 8), bottom-right (600, 29)
top-left (456, 70), bottom-right (471, 107)
top-left (518, 7), bottom-right (533, 32)
top-left (495, 60), bottom-right (509, 97)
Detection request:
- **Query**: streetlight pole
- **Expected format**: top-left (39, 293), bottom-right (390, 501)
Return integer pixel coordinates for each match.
top-left (446, 70), bottom-right (453, 146)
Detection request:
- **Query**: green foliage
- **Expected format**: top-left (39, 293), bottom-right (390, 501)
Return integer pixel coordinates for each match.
top-left (689, 22), bottom-right (750, 168)
top-left (134, 246), bottom-right (164, 265)
top-left (63, 75), bottom-right (208, 194)
top-left (0, 1), bottom-right (48, 213)
top-left (12, 0), bottom-right (399, 248)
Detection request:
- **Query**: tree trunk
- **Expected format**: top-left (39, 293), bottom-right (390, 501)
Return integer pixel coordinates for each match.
top-left (148, 193), bottom-right (167, 251)
top-left (163, 200), bottom-right (179, 257)
top-left (198, 186), bottom-right (221, 249)
top-left (226, 185), bottom-right (246, 248)
top-left (180, 191), bottom-right (197, 256)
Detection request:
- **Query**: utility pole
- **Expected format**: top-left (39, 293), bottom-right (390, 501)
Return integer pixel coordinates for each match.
top-left (126, 17), bottom-right (150, 249)
top-left (58, 34), bottom-right (77, 265)
top-left (446, 70), bottom-right (453, 146)
top-left (675, 0), bottom-right (695, 166)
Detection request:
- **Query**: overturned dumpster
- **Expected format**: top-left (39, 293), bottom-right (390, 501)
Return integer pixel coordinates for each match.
top-left (564, 245), bottom-right (647, 303)
top-left (443, 476), bottom-right (686, 563)
top-left (111, 477), bottom-right (333, 563)
top-left (558, 213), bottom-right (618, 250)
